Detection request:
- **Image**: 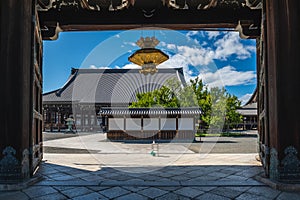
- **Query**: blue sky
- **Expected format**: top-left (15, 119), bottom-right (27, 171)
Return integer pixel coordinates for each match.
top-left (43, 29), bottom-right (257, 105)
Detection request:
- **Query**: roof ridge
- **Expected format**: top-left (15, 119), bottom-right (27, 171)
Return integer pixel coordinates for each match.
top-left (55, 69), bottom-right (79, 96)
top-left (74, 67), bottom-right (184, 74)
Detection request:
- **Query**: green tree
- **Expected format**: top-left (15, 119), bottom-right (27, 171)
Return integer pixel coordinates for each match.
top-left (130, 77), bottom-right (242, 132)
top-left (208, 87), bottom-right (227, 132)
top-left (190, 77), bottom-right (211, 129)
top-left (224, 93), bottom-right (243, 129)
top-left (130, 91), bottom-right (158, 108)
top-left (130, 84), bottom-right (180, 108)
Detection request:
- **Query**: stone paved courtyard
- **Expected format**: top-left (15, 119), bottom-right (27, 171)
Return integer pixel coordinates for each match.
top-left (1, 132), bottom-right (300, 199)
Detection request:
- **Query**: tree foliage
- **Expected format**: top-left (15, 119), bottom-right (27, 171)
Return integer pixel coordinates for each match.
top-left (130, 77), bottom-right (242, 130)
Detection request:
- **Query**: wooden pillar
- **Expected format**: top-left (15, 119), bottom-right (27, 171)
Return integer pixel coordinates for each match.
top-left (57, 111), bottom-right (61, 132)
top-left (0, 0), bottom-right (34, 181)
top-left (264, 0), bottom-right (300, 181)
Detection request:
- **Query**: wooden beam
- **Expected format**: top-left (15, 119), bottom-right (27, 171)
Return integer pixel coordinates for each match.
top-left (39, 7), bottom-right (261, 39)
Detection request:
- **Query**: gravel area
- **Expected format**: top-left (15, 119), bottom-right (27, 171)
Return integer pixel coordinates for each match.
top-left (43, 132), bottom-right (93, 141)
top-left (43, 132), bottom-right (258, 154)
top-left (188, 135), bottom-right (259, 153)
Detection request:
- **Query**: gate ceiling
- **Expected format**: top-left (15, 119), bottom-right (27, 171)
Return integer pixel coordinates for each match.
top-left (37, 0), bottom-right (261, 40)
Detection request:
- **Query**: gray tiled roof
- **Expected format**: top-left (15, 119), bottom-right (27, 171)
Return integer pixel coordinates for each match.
top-left (43, 68), bottom-right (186, 105)
top-left (237, 102), bottom-right (257, 116)
top-left (236, 108), bottom-right (257, 116)
top-left (100, 107), bottom-right (202, 116)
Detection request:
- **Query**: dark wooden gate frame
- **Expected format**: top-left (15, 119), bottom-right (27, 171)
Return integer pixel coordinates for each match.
top-left (0, 0), bottom-right (299, 183)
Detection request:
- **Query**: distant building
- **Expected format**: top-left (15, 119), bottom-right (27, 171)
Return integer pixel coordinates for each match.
top-left (237, 89), bottom-right (258, 130)
top-left (43, 67), bottom-right (186, 132)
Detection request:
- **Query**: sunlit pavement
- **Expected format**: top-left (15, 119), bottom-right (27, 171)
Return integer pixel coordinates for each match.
top-left (1, 132), bottom-right (300, 200)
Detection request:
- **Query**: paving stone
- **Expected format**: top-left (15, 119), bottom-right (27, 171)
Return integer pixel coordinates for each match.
top-left (210, 187), bottom-right (244, 198)
top-left (100, 173), bottom-right (121, 179)
top-left (72, 173), bottom-right (92, 178)
top-left (218, 169), bottom-right (238, 175)
top-left (138, 187), bottom-right (168, 198)
top-left (99, 186), bottom-right (130, 199)
top-left (115, 193), bottom-right (148, 200)
top-left (64, 169), bottom-right (86, 175)
top-left (36, 180), bottom-right (96, 186)
top-left (207, 172), bottom-right (230, 179)
top-left (139, 174), bottom-right (163, 181)
top-left (60, 187), bottom-right (93, 198)
top-left (52, 174), bottom-right (77, 181)
top-left (170, 175), bottom-right (192, 181)
top-left (143, 180), bottom-right (180, 187)
top-left (80, 175), bottom-right (103, 182)
top-left (87, 186), bottom-right (109, 192)
top-left (195, 193), bottom-right (231, 200)
top-left (72, 192), bottom-right (107, 200)
top-left (122, 186), bottom-right (148, 192)
top-left (157, 186), bottom-right (181, 191)
top-left (155, 192), bottom-right (190, 200)
top-left (101, 178), bottom-right (145, 186)
top-left (174, 187), bottom-right (204, 198)
top-left (155, 172), bottom-right (176, 178)
top-left (186, 170), bottom-right (211, 177)
top-left (195, 186), bottom-right (217, 192)
top-left (38, 168), bottom-right (59, 175)
top-left (219, 175), bottom-right (248, 181)
top-left (110, 175), bottom-right (137, 181)
top-left (235, 171), bottom-right (258, 178)
top-left (235, 192), bottom-right (273, 200)
top-left (93, 170), bottom-right (110, 176)
top-left (46, 173), bottom-right (69, 179)
top-left (23, 186), bottom-right (57, 198)
top-left (0, 191), bottom-right (29, 200)
top-left (223, 186), bottom-right (251, 193)
top-left (192, 176), bottom-right (219, 181)
top-left (31, 192), bottom-right (68, 200)
top-left (276, 192), bottom-right (300, 200)
top-left (53, 186), bottom-right (76, 191)
top-left (247, 186), bottom-right (281, 199)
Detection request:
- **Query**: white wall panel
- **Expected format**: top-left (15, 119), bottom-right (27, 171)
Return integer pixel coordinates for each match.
top-left (126, 118), bottom-right (141, 130)
top-left (143, 118), bottom-right (159, 130)
top-left (161, 118), bottom-right (176, 130)
top-left (109, 118), bottom-right (124, 130)
top-left (178, 118), bottom-right (194, 130)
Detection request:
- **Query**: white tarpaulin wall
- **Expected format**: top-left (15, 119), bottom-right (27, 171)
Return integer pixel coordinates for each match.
top-left (126, 118), bottom-right (141, 130)
top-left (108, 117), bottom-right (194, 131)
top-left (108, 118), bottom-right (124, 130)
top-left (178, 118), bottom-right (194, 130)
top-left (143, 118), bottom-right (159, 130)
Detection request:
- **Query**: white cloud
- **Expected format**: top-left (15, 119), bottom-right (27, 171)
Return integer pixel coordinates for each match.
top-left (166, 43), bottom-right (176, 50)
top-left (88, 65), bottom-right (110, 69)
top-left (159, 32), bottom-right (255, 68)
top-left (89, 65), bottom-right (97, 69)
top-left (117, 31), bottom-right (256, 91)
top-left (214, 32), bottom-right (254, 60)
top-left (206, 31), bottom-right (221, 40)
top-left (201, 41), bottom-right (208, 46)
top-left (160, 41), bottom-right (167, 47)
top-left (198, 65), bottom-right (256, 88)
top-left (158, 54), bottom-right (195, 82)
top-left (122, 63), bottom-right (141, 69)
top-left (123, 41), bottom-right (137, 47)
top-left (186, 31), bottom-right (199, 37)
top-left (177, 45), bottom-right (215, 66)
top-left (239, 93), bottom-right (253, 105)
top-left (159, 54), bottom-right (188, 69)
